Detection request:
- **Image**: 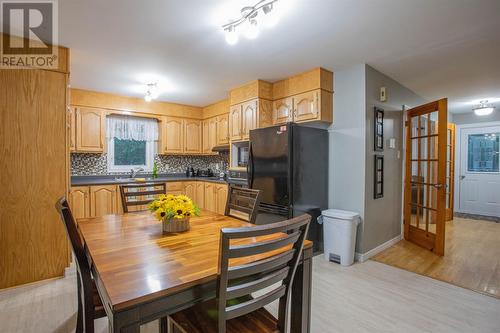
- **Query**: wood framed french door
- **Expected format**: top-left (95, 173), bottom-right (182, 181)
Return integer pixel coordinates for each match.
top-left (446, 123), bottom-right (456, 221)
top-left (404, 99), bottom-right (448, 256)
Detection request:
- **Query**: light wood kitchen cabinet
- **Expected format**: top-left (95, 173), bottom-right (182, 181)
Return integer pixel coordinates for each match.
top-left (166, 181), bottom-right (184, 195)
top-left (184, 119), bottom-right (202, 154)
top-left (293, 90), bottom-right (319, 122)
top-left (184, 181), bottom-right (196, 201)
top-left (202, 120), bottom-right (210, 154)
top-left (164, 117), bottom-right (184, 154)
top-left (271, 89), bottom-right (332, 124)
top-left (202, 118), bottom-right (217, 154)
top-left (69, 107), bottom-right (76, 152)
top-left (215, 183), bottom-right (228, 215)
top-left (209, 117), bottom-right (218, 150)
top-left (76, 107), bottom-right (104, 152)
top-left (242, 100), bottom-right (258, 140)
top-left (216, 114), bottom-right (229, 145)
top-left (229, 104), bottom-right (242, 141)
top-left (195, 182), bottom-right (205, 209)
top-left (204, 182), bottom-right (216, 212)
top-left (69, 186), bottom-right (90, 219)
top-left (272, 97), bottom-right (293, 125)
top-left (90, 185), bottom-right (118, 217)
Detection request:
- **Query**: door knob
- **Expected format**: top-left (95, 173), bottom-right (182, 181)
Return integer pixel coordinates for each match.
top-left (460, 175), bottom-right (466, 180)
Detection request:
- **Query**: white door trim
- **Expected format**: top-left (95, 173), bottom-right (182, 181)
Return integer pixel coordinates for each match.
top-left (454, 121), bottom-right (500, 214)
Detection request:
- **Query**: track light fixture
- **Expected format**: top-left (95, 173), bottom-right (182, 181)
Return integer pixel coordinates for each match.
top-left (144, 83), bottom-right (158, 102)
top-left (222, 0), bottom-right (279, 45)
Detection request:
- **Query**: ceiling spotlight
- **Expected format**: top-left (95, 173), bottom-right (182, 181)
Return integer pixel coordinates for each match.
top-left (222, 0), bottom-right (279, 45)
top-left (224, 25), bottom-right (239, 45)
top-left (144, 83), bottom-right (158, 102)
top-left (473, 100), bottom-right (495, 116)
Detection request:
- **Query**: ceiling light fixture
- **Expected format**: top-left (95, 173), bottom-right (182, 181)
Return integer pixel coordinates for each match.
top-left (223, 0), bottom-right (279, 45)
top-left (473, 100), bottom-right (496, 116)
top-left (144, 83), bottom-right (158, 102)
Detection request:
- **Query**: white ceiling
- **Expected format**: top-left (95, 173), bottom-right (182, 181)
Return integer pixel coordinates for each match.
top-left (58, 0), bottom-right (500, 113)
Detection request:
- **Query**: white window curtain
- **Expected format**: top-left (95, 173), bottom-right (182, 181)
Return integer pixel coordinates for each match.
top-left (106, 115), bottom-right (158, 141)
top-left (106, 116), bottom-right (158, 173)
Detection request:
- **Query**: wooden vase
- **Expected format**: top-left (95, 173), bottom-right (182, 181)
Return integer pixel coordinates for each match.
top-left (162, 217), bottom-right (190, 233)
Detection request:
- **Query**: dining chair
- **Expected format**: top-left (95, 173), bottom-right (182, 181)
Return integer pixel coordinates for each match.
top-left (224, 186), bottom-right (261, 224)
top-left (119, 182), bottom-right (166, 213)
top-left (55, 197), bottom-right (106, 333)
top-left (168, 214), bottom-right (311, 333)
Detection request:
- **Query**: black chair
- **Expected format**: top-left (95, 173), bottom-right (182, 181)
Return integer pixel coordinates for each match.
top-left (55, 197), bottom-right (106, 333)
top-left (224, 186), bottom-right (261, 224)
top-left (119, 182), bottom-right (166, 213)
top-left (168, 214), bottom-right (311, 333)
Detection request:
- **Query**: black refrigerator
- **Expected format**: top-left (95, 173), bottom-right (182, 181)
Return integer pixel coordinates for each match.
top-left (248, 123), bottom-right (328, 252)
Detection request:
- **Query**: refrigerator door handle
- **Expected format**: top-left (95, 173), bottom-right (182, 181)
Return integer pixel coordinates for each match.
top-left (248, 141), bottom-right (254, 188)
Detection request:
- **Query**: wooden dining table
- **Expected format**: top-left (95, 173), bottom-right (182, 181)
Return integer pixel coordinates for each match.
top-left (77, 209), bottom-right (313, 333)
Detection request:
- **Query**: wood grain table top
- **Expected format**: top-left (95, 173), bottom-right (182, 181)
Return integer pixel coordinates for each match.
top-left (77, 210), bottom-right (312, 311)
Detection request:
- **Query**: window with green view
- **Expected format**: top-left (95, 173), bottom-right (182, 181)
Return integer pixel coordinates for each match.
top-left (113, 139), bottom-right (146, 166)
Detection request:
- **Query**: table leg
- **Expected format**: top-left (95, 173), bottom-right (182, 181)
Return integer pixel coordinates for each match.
top-left (290, 255), bottom-right (312, 333)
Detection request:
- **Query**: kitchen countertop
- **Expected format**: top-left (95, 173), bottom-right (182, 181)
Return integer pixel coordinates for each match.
top-left (71, 173), bottom-right (229, 186)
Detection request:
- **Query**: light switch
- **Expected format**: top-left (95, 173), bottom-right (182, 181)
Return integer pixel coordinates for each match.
top-left (389, 138), bottom-right (396, 149)
top-left (380, 87), bottom-right (387, 102)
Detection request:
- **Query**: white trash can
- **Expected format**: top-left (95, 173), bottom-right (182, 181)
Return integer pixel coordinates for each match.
top-left (319, 209), bottom-right (360, 266)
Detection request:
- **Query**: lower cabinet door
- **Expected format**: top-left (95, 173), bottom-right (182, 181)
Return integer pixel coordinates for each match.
top-left (215, 184), bottom-right (228, 215)
top-left (90, 185), bottom-right (118, 217)
top-left (195, 182), bottom-right (205, 209)
top-left (69, 186), bottom-right (90, 219)
top-left (204, 183), bottom-right (216, 212)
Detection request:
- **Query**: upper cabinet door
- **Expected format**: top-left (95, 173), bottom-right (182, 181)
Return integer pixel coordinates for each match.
top-left (76, 107), bottom-right (104, 152)
top-left (242, 100), bottom-right (258, 140)
top-left (69, 107), bottom-right (76, 152)
top-left (202, 119), bottom-right (210, 154)
top-left (272, 97), bottom-right (293, 125)
top-left (217, 114), bottom-right (229, 145)
top-left (209, 117), bottom-right (218, 151)
top-left (184, 119), bottom-right (201, 154)
top-left (229, 105), bottom-right (242, 141)
top-left (164, 117), bottom-right (184, 154)
top-left (293, 90), bottom-right (320, 122)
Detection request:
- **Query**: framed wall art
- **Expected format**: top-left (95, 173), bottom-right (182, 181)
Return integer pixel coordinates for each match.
top-left (374, 107), bottom-right (384, 151)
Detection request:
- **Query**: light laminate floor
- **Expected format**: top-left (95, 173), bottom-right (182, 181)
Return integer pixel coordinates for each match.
top-left (0, 258), bottom-right (499, 333)
top-left (372, 217), bottom-right (500, 298)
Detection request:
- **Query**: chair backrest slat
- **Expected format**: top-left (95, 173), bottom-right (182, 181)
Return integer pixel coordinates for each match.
top-left (225, 285), bottom-right (286, 320)
top-left (119, 183), bottom-right (166, 213)
top-left (227, 248), bottom-right (295, 280)
top-left (224, 186), bottom-right (261, 224)
top-left (216, 214), bottom-right (311, 333)
top-left (226, 266), bottom-right (289, 300)
top-left (227, 231), bottom-right (300, 258)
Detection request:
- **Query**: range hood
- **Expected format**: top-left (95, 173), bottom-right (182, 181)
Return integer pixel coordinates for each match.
top-left (212, 144), bottom-right (230, 152)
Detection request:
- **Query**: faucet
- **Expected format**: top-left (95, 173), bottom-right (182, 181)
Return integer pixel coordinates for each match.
top-left (130, 167), bottom-right (144, 178)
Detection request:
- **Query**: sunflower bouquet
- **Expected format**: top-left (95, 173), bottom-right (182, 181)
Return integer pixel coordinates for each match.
top-left (148, 194), bottom-right (200, 222)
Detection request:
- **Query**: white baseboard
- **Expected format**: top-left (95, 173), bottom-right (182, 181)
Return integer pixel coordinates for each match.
top-left (355, 234), bottom-right (402, 262)
top-left (64, 261), bottom-right (76, 277)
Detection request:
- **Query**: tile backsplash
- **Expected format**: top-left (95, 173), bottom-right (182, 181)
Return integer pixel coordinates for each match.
top-left (71, 152), bottom-right (229, 176)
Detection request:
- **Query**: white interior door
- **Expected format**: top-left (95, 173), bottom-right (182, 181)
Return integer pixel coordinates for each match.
top-left (459, 124), bottom-right (500, 217)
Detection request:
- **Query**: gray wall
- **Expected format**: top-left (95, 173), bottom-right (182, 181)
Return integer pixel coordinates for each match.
top-left (329, 64), bottom-right (367, 252)
top-left (361, 65), bottom-right (426, 253)
top-left (451, 111), bottom-right (500, 125)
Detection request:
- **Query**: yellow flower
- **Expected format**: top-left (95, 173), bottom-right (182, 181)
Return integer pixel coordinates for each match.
top-left (154, 208), bottom-right (167, 220)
